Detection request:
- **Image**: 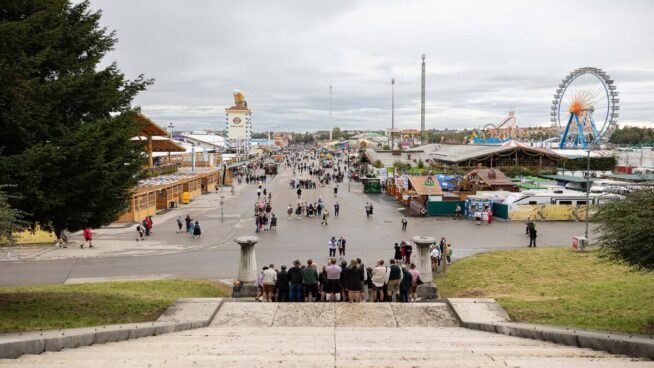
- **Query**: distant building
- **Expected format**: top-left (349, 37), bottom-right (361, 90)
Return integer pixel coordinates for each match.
top-left (364, 143), bottom-right (562, 170)
top-left (179, 133), bottom-right (226, 152)
top-left (225, 90), bottom-right (252, 152)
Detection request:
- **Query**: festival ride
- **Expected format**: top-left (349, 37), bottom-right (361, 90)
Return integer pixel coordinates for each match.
top-left (551, 67), bottom-right (619, 149)
top-left (472, 111), bottom-right (519, 144)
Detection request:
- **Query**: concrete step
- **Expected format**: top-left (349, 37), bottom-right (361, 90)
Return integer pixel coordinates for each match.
top-left (1, 303), bottom-right (652, 367)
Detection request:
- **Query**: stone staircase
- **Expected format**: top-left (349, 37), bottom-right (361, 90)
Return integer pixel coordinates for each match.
top-left (1, 302), bottom-right (652, 367)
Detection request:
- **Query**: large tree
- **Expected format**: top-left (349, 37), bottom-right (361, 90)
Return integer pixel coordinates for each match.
top-left (0, 187), bottom-right (25, 245)
top-left (0, 0), bottom-right (152, 235)
top-left (592, 189), bottom-right (654, 271)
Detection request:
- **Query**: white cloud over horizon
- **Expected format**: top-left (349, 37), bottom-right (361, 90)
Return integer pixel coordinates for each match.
top-left (90, 0), bottom-right (654, 132)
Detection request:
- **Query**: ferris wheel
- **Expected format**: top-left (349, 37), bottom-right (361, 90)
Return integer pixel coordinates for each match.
top-left (551, 67), bottom-right (619, 149)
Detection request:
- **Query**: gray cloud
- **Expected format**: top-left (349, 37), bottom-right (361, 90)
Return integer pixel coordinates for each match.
top-left (90, 0), bottom-right (654, 132)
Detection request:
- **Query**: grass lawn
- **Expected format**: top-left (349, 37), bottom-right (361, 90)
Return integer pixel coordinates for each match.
top-left (436, 248), bottom-right (654, 334)
top-left (0, 279), bottom-right (230, 333)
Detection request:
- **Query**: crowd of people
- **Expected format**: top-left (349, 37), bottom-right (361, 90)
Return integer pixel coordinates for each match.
top-left (255, 256), bottom-right (423, 303)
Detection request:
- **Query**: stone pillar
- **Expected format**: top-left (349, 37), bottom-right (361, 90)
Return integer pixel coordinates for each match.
top-left (411, 235), bottom-right (438, 299)
top-left (232, 236), bottom-right (259, 298)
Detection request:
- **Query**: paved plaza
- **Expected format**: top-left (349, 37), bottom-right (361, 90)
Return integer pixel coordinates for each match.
top-left (0, 165), bottom-right (587, 286)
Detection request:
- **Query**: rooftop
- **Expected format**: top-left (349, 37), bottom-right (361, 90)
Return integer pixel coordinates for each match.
top-left (365, 143), bottom-right (561, 166)
top-left (602, 173), bottom-right (654, 182)
top-left (539, 174), bottom-right (596, 183)
top-left (408, 175), bottom-right (443, 196)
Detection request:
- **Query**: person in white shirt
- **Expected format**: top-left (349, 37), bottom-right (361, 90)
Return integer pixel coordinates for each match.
top-left (371, 260), bottom-right (388, 302)
top-left (430, 247), bottom-right (440, 272)
top-left (474, 210), bottom-right (482, 225)
top-left (328, 236), bottom-right (337, 257)
top-left (262, 264), bottom-right (278, 302)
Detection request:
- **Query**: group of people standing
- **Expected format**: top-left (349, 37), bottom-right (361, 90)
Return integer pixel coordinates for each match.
top-left (473, 207), bottom-right (493, 225)
top-left (136, 216), bottom-right (154, 241)
top-left (256, 256), bottom-right (422, 303)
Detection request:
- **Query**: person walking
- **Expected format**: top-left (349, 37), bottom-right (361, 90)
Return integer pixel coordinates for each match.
top-left (404, 242), bottom-right (413, 264)
top-left (401, 216), bottom-right (408, 231)
top-left (287, 204), bottom-right (293, 219)
top-left (334, 202), bottom-right (340, 217)
top-left (257, 187), bottom-right (261, 198)
top-left (528, 225), bottom-right (537, 247)
top-left (526, 217), bottom-right (533, 234)
top-left (142, 217), bottom-right (151, 236)
top-left (338, 236), bottom-right (346, 257)
top-left (176, 216), bottom-right (183, 233)
top-left (269, 213), bottom-right (277, 231)
top-left (297, 187), bottom-right (302, 199)
top-left (301, 259), bottom-right (319, 302)
top-left (288, 260), bottom-right (304, 302)
top-left (136, 223), bottom-right (145, 242)
top-left (82, 228), bottom-right (93, 248)
top-left (328, 236), bottom-right (337, 257)
top-left (321, 209), bottom-right (330, 226)
top-left (185, 215), bottom-right (193, 235)
top-left (193, 221), bottom-right (202, 239)
top-left (333, 185), bottom-right (338, 198)
top-left (474, 209), bottom-right (482, 225)
top-left (399, 265), bottom-right (412, 303)
top-left (365, 202), bottom-right (371, 218)
top-left (325, 258), bottom-right (342, 302)
top-left (444, 243), bottom-right (453, 264)
top-left (387, 259), bottom-right (403, 302)
top-left (276, 265), bottom-right (290, 302)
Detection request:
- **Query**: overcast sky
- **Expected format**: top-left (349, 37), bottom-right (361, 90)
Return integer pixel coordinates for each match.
top-left (90, 0), bottom-right (654, 132)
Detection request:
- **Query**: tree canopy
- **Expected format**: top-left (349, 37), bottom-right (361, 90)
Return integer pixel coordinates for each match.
top-left (0, 0), bottom-right (152, 235)
top-left (0, 187), bottom-right (25, 245)
top-left (592, 189), bottom-right (654, 271)
top-left (609, 127), bottom-right (654, 145)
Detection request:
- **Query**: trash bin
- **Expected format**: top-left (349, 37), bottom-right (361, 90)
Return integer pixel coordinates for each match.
top-left (572, 236), bottom-right (587, 251)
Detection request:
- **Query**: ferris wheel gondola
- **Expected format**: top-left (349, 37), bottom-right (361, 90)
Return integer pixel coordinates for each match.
top-left (551, 67), bottom-right (619, 149)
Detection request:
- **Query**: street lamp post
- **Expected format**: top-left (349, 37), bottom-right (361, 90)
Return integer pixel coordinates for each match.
top-left (220, 163), bottom-right (226, 223)
top-left (391, 78), bottom-right (395, 150)
top-left (167, 122), bottom-right (174, 138)
top-left (347, 153), bottom-right (351, 192)
top-left (584, 148), bottom-right (591, 246)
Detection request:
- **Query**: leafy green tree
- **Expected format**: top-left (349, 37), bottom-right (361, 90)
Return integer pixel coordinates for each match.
top-left (0, 187), bottom-right (25, 245)
top-left (592, 189), bottom-right (654, 270)
top-left (0, 0), bottom-right (152, 236)
top-left (609, 127), bottom-right (654, 145)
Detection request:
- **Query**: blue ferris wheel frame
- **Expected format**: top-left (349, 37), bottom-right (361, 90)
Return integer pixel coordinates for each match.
top-left (555, 70), bottom-right (612, 150)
